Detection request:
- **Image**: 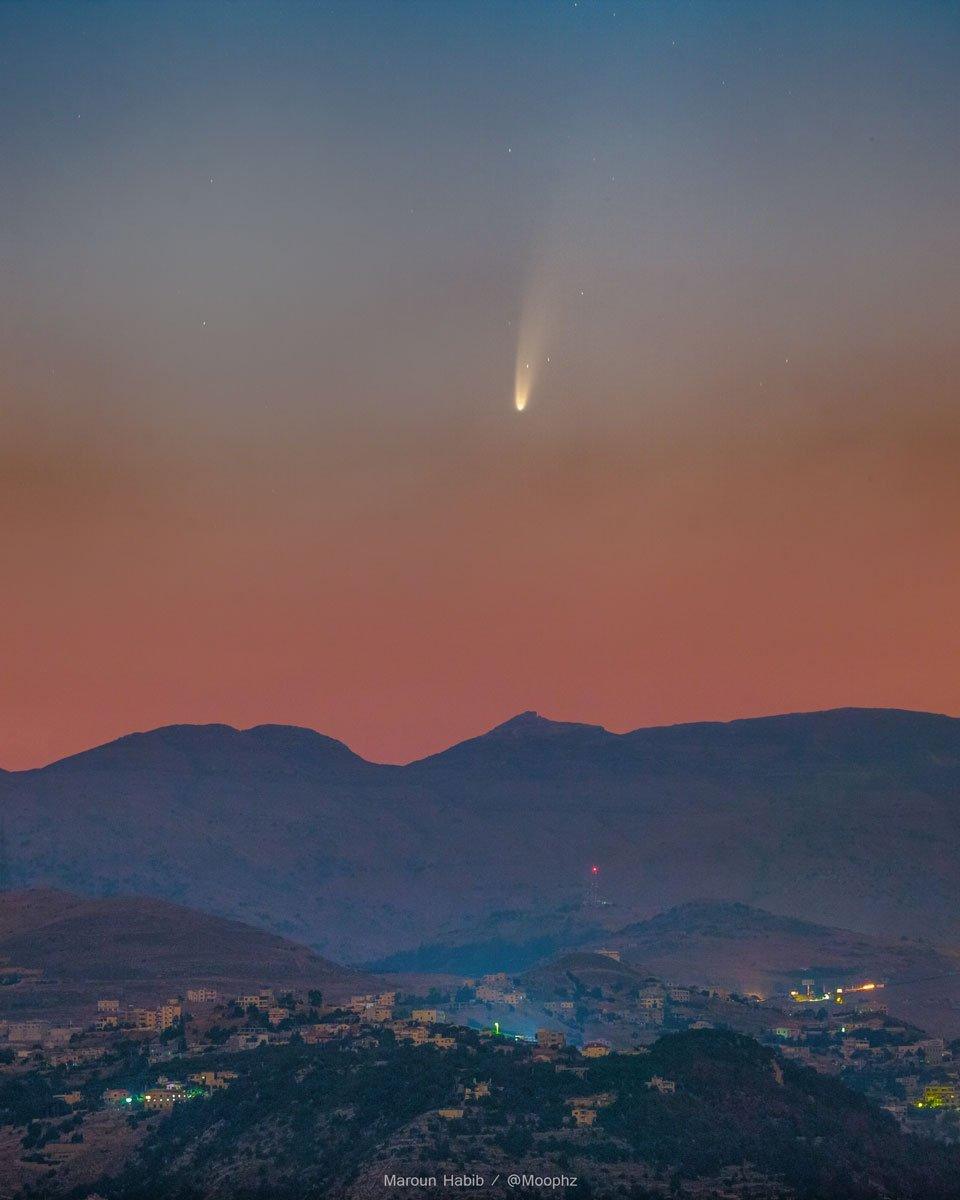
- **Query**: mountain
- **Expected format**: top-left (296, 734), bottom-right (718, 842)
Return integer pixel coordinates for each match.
top-left (2, 708), bottom-right (960, 964)
top-left (0, 889), bottom-right (371, 1014)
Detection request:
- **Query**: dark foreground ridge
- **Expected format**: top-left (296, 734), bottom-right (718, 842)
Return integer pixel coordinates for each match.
top-left (4, 1027), bottom-right (959, 1199)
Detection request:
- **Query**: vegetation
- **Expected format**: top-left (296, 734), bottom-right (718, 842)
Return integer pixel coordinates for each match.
top-left (59, 1029), bottom-right (960, 1200)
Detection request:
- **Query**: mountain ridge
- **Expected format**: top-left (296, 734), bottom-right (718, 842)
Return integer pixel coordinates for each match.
top-left (3, 707), bottom-right (960, 964)
top-left (7, 704), bottom-right (959, 774)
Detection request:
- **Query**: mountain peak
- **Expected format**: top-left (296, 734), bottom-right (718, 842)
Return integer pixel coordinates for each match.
top-left (407, 710), bottom-right (613, 769)
top-left (31, 721), bottom-right (367, 777)
top-left (483, 711), bottom-right (609, 740)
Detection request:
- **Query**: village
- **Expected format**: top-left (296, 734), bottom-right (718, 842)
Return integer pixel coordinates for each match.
top-left (2, 953), bottom-right (959, 1145)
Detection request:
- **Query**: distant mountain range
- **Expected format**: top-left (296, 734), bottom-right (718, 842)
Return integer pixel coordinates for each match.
top-left (2, 708), bottom-right (960, 964)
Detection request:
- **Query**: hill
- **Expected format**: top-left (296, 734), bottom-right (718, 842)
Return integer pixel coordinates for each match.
top-left (3, 708), bottom-right (960, 963)
top-left (0, 889), bottom-right (371, 1016)
top-left (24, 1028), bottom-right (959, 1200)
top-left (512, 904), bottom-right (960, 1036)
top-left (599, 901), bottom-right (960, 1035)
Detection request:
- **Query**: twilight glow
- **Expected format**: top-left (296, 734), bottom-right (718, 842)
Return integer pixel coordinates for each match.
top-left (1, 0), bottom-right (958, 769)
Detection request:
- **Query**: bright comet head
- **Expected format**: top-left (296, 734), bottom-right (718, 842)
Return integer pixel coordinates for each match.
top-left (513, 356), bottom-right (533, 411)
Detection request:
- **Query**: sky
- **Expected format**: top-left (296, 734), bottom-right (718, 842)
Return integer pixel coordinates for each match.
top-left (1, 1), bottom-right (958, 769)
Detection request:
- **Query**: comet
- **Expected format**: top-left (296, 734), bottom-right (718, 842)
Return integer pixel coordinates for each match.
top-left (514, 355), bottom-right (534, 412)
top-left (512, 264), bottom-right (552, 412)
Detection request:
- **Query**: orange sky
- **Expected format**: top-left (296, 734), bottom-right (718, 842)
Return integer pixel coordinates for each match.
top-left (2, 2), bottom-right (958, 768)
top-left (4, 347), bottom-right (959, 769)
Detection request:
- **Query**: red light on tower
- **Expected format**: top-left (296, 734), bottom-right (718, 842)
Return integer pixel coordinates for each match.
top-left (587, 864), bottom-right (602, 906)
top-left (591, 865), bottom-right (599, 875)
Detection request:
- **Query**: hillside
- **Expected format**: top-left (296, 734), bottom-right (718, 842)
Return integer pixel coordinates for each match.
top-left (600, 901), bottom-right (960, 1035)
top-left (28, 1028), bottom-right (960, 1200)
top-left (508, 904), bottom-right (960, 1036)
top-left (0, 890), bottom-right (371, 1014)
top-left (2, 709), bottom-right (960, 963)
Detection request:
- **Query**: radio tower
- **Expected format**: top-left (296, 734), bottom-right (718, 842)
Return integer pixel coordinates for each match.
top-left (587, 863), bottom-right (602, 908)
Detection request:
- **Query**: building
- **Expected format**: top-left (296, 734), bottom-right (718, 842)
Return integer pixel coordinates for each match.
top-left (918, 1084), bottom-right (960, 1109)
top-left (647, 1076), bottom-right (676, 1094)
top-left (134, 1009), bottom-right (159, 1031)
top-left (48, 1046), bottom-right (105, 1067)
top-left (189, 1070), bottom-right (237, 1091)
top-left (103, 1089), bottom-right (132, 1105)
top-left (8, 1020), bottom-right (48, 1044)
top-left (44, 1026), bottom-right (75, 1048)
top-left (186, 987), bottom-right (218, 1004)
top-left (268, 1007), bottom-right (288, 1026)
top-left (228, 1031), bottom-right (270, 1051)
top-left (580, 1042), bottom-right (611, 1058)
top-left (143, 1084), bottom-right (188, 1110)
top-left (149, 1040), bottom-right (179, 1063)
top-left (411, 1008), bottom-right (445, 1024)
top-left (97, 998), bottom-right (120, 1013)
top-left (302, 1026), bottom-right (337, 1045)
top-left (536, 1029), bottom-right (566, 1049)
top-left (437, 1107), bottom-right (465, 1120)
top-left (596, 949), bottom-right (622, 962)
top-left (463, 1080), bottom-right (491, 1100)
top-left (158, 1001), bottom-right (182, 1031)
top-left (566, 1091), bottom-right (617, 1111)
top-left (571, 1106), bottom-right (597, 1126)
top-left (431, 1035), bottom-right (457, 1050)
